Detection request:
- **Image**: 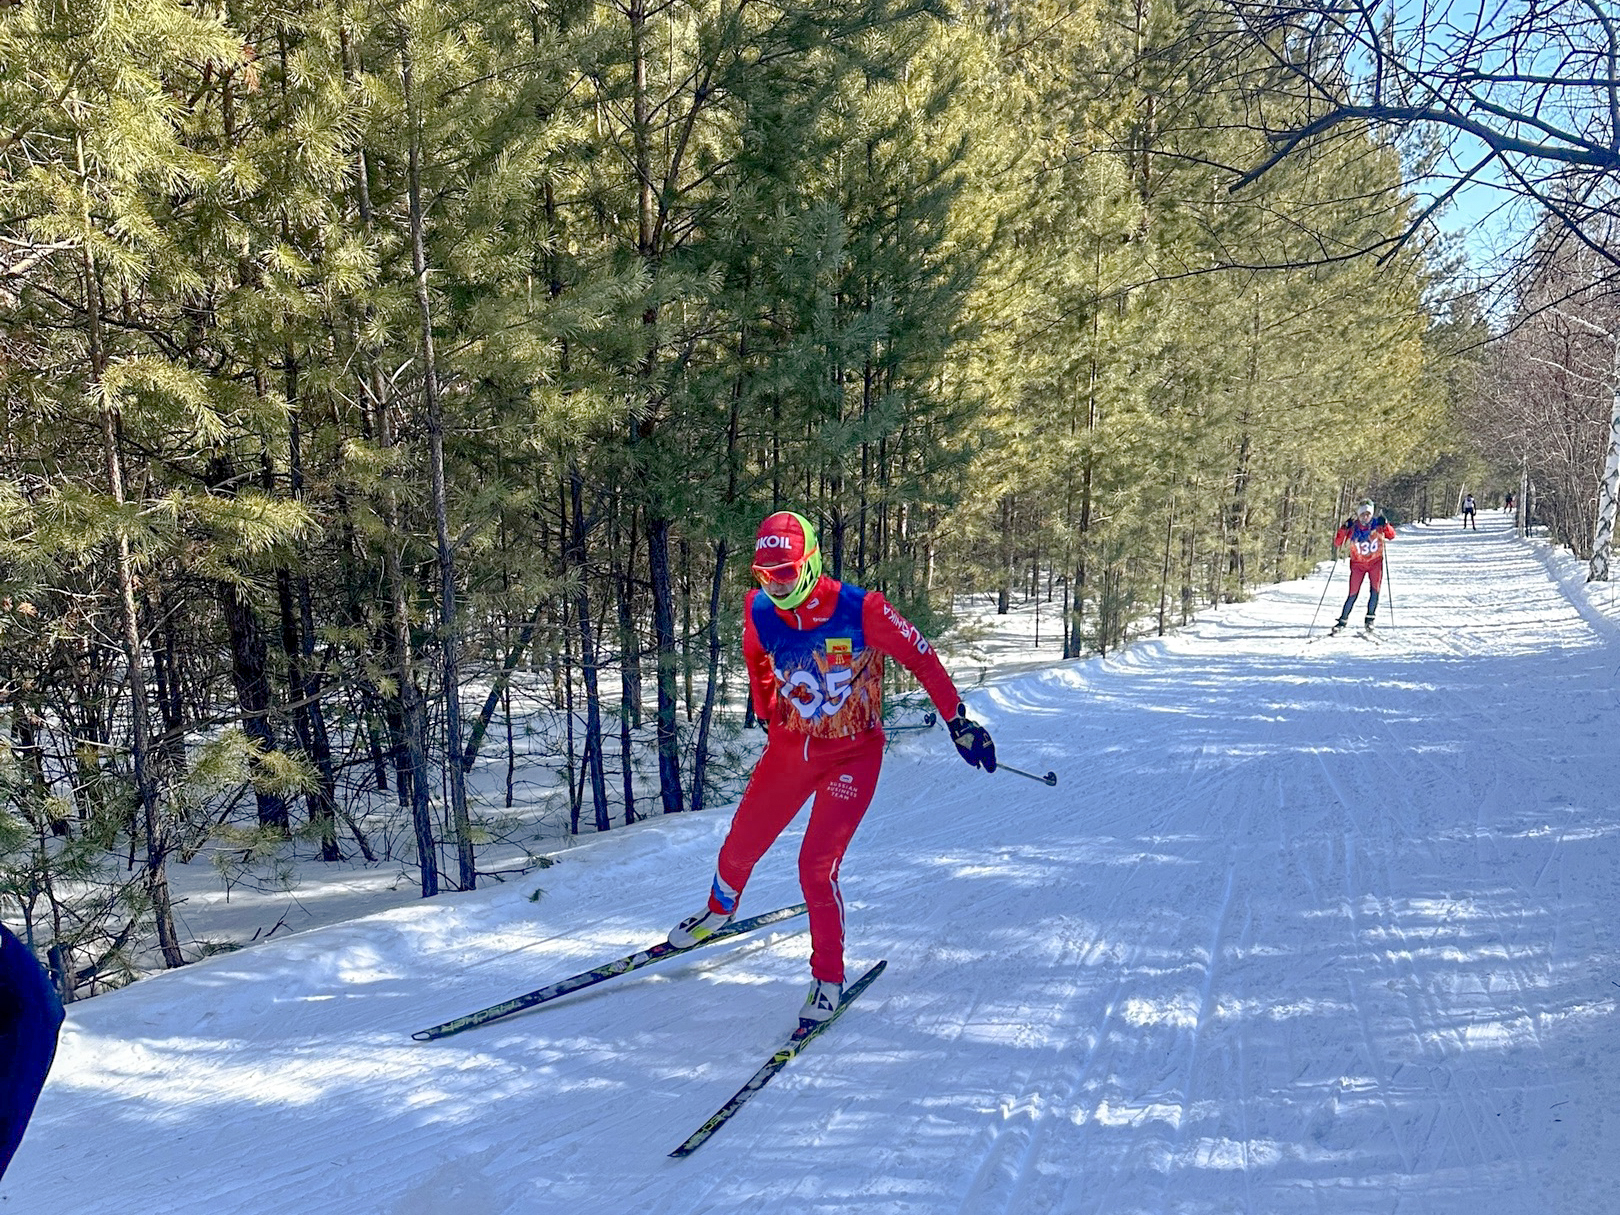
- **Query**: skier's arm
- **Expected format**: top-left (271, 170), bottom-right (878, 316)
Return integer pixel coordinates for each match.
top-left (741, 591), bottom-right (778, 724)
top-left (1334, 523), bottom-right (1352, 547)
top-left (860, 592), bottom-right (962, 720)
top-left (1380, 521), bottom-right (1395, 539)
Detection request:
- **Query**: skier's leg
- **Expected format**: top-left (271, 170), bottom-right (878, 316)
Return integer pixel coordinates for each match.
top-left (1365, 562), bottom-right (1385, 625)
top-left (712, 739), bottom-right (822, 912)
top-left (796, 734), bottom-right (885, 984)
top-left (1336, 566), bottom-right (1366, 626)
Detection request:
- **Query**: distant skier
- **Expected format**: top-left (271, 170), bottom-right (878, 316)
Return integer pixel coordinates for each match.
top-left (669, 511), bottom-right (995, 1028)
top-left (0, 923), bottom-right (64, 1180)
top-left (1462, 493), bottom-right (1477, 530)
top-left (1330, 501), bottom-right (1396, 635)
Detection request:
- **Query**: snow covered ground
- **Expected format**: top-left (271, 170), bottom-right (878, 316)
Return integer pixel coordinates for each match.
top-left (6, 508), bottom-right (1617, 1214)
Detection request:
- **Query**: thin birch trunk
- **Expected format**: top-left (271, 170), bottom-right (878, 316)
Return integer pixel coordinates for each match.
top-left (1588, 339), bottom-right (1620, 580)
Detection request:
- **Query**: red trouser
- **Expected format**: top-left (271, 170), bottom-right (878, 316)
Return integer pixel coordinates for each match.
top-left (708, 729), bottom-right (884, 983)
top-left (1347, 561), bottom-right (1384, 594)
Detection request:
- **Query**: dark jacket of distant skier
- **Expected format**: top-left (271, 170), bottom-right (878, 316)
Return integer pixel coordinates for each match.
top-left (668, 510), bottom-right (995, 1027)
top-left (0, 923), bottom-right (65, 1180)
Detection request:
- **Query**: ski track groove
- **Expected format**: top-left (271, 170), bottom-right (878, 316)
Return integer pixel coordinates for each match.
top-left (939, 743), bottom-right (1224, 1215)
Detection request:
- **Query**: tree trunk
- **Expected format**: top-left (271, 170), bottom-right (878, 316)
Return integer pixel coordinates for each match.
top-left (461, 603), bottom-right (544, 770)
top-left (1587, 340), bottom-right (1620, 580)
top-left (1225, 424), bottom-right (1251, 596)
top-left (219, 578), bottom-right (290, 831)
top-left (616, 546), bottom-right (638, 826)
top-left (690, 539), bottom-right (728, 815)
top-left (627, 0), bottom-right (683, 817)
top-left (375, 379), bottom-right (436, 895)
top-left (646, 511), bottom-right (685, 814)
top-left (681, 537), bottom-right (694, 722)
top-left (1158, 497), bottom-right (1176, 636)
top-left (82, 193), bottom-right (184, 967)
top-left (403, 32), bottom-right (474, 891)
top-left (346, 32), bottom-right (429, 889)
top-left (150, 592), bottom-right (187, 783)
top-left (276, 360), bottom-right (342, 860)
top-left (568, 467), bottom-right (610, 831)
top-left (277, 570), bottom-right (340, 860)
top-left (997, 496), bottom-right (1013, 614)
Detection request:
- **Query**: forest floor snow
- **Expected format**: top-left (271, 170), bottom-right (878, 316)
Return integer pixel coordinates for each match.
top-left (5, 507), bottom-right (1617, 1214)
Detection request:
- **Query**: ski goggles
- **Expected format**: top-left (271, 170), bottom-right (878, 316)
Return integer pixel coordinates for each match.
top-left (751, 558), bottom-right (805, 600)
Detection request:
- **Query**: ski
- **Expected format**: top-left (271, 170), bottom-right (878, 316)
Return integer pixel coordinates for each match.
top-left (411, 903), bottom-right (808, 1042)
top-left (669, 959), bottom-right (888, 1158)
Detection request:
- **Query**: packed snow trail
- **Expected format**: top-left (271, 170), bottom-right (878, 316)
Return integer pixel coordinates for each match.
top-left (6, 511), bottom-right (1617, 1214)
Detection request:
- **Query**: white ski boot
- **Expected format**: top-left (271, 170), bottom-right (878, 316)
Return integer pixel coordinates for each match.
top-left (799, 977), bottom-right (843, 1030)
top-left (668, 906), bottom-right (733, 949)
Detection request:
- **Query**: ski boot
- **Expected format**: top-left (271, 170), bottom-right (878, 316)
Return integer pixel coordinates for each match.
top-left (1328, 618), bottom-right (1348, 636)
top-left (1363, 617), bottom-right (1376, 635)
top-left (799, 977), bottom-right (842, 1030)
top-left (668, 906), bottom-right (734, 949)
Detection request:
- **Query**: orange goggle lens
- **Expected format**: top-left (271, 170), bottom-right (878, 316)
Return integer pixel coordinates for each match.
top-left (752, 560), bottom-right (802, 595)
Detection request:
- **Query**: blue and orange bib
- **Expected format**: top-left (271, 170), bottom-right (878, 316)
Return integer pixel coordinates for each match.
top-left (751, 584), bottom-right (884, 738)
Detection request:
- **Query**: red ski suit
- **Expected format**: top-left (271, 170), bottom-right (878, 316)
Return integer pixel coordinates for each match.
top-left (708, 576), bottom-right (962, 982)
top-left (1334, 517), bottom-right (1395, 595)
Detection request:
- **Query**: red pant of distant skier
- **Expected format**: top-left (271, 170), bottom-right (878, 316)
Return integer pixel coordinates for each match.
top-left (709, 730), bottom-right (885, 983)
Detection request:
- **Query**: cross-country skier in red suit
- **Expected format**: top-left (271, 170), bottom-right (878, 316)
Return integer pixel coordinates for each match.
top-left (1329, 500), bottom-right (1396, 635)
top-left (669, 511), bottom-right (997, 1028)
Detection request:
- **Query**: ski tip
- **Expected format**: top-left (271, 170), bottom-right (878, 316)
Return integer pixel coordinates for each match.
top-left (411, 1029), bottom-right (440, 1042)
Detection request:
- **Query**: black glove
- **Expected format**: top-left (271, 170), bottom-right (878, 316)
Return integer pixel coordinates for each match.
top-left (948, 703), bottom-right (996, 772)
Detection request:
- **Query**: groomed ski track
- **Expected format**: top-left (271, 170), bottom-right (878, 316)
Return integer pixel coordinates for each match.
top-left (6, 511), bottom-right (1617, 1213)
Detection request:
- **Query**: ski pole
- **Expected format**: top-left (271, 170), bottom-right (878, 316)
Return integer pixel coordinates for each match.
top-left (1382, 549), bottom-right (1395, 629)
top-left (1308, 549), bottom-right (1339, 637)
top-left (886, 711), bottom-right (937, 735)
top-left (998, 762), bottom-right (1058, 786)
